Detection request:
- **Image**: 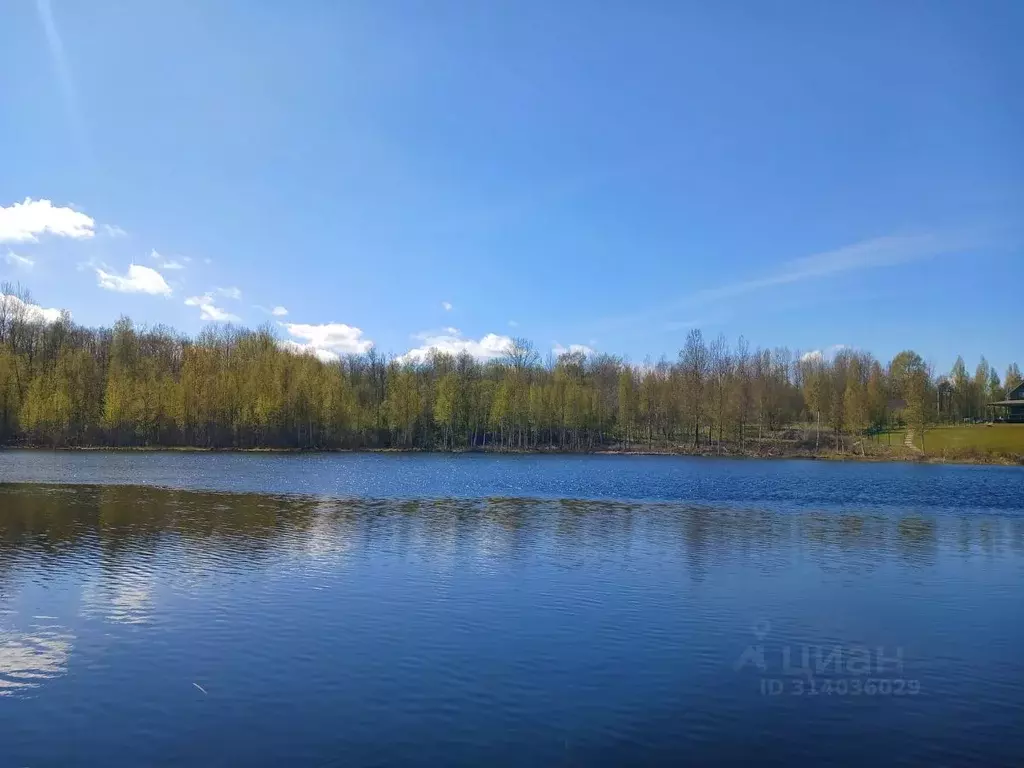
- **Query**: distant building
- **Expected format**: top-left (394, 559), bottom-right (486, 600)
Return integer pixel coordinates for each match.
top-left (990, 382), bottom-right (1024, 423)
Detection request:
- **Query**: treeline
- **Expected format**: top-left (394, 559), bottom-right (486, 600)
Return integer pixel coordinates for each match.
top-left (1, 287), bottom-right (1020, 452)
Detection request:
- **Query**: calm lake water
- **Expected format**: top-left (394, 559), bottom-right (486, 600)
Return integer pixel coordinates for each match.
top-left (2, 452), bottom-right (1023, 766)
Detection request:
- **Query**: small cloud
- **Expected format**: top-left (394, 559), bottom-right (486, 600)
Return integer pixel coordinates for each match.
top-left (401, 329), bottom-right (512, 362)
top-left (96, 264), bottom-right (172, 296)
top-left (203, 257), bottom-right (212, 265)
top-left (800, 344), bottom-right (847, 363)
top-left (215, 286), bottom-right (242, 301)
top-left (4, 250), bottom-right (34, 269)
top-left (508, 320), bottom-right (519, 328)
top-left (281, 321), bottom-right (373, 359)
top-left (0, 198), bottom-right (95, 243)
top-left (103, 224), bottom-right (128, 238)
top-left (185, 294), bottom-right (240, 323)
top-left (150, 249), bottom-right (186, 271)
top-left (255, 304), bottom-right (290, 317)
top-left (441, 301), bottom-right (453, 311)
top-left (553, 342), bottom-right (595, 357)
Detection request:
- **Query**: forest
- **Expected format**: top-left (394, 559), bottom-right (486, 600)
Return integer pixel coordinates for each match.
top-left (1, 287), bottom-right (1020, 453)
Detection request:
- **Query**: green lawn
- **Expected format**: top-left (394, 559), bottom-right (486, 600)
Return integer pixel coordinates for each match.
top-left (896, 424), bottom-right (1024, 454)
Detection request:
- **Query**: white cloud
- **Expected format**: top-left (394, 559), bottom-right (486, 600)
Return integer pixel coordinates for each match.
top-left (441, 301), bottom-right (453, 311)
top-left (0, 198), bottom-right (95, 243)
top-left (0, 293), bottom-right (67, 324)
top-left (508, 320), bottom-right (519, 327)
top-left (401, 329), bottom-right (512, 363)
top-left (553, 342), bottom-right (595, 357)
top-left (4, 251), bottom-right (34, 269)
top-left (103, 224), bottom-right (128, 238)
top-left (255, 304), bottom-right (290, 317)
top-left (185, 294), bottom-right (240, 323)
top-left (162, 261), bottom-right (185, 270)
top-left (279, 340), bottom-right (341, 363)
top-left (96, 264), bottom-right (172, 296)
top-left (282, 321), bottom-right (373, 359)
top-left (800, 344), bottom-right (847, 363)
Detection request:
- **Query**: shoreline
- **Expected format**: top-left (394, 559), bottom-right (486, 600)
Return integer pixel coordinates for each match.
top-left (2, 444), bottom-right (1021, 467)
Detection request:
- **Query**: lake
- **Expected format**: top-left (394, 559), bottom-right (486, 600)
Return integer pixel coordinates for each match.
top-left (1, 452), bottom-right (1023, 766)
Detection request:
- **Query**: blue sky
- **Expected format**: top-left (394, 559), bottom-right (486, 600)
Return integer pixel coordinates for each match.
top-left (2, 0), bottom-right (1021, 373)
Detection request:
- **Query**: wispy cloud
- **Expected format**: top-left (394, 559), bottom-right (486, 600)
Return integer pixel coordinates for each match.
top-left (96, 264), bottom-right (172, 296)
top-left (441, 301), bottom-right (453, 311)
top-left (103, 224), bottom-right (128, 238)
top-left (689, 234), bottom-right (967, 305)
top-left (184, 294), bottom-right (240, 322)
top-left (36, 0), bottom-right (90, 162)
top-left (255, 305), bottom-right (289, 317)
top-left (4, 251), bottom-right (34, 269)
top-left (598, 232), bottom-right (977, 333)
top-left (216, 286), bottom-right (242, 301)
top-left (150, 249), bottom-right (186, 271)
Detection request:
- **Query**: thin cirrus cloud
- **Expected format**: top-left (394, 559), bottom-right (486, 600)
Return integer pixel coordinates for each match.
top-left (401, 329), bottom-right (512, 363)
top-left (441, 301), bottom-right (453, 311)
top-left (96, 264), bottom-right (172, 296)
top-left (688, 233), bottom-right (972, 305)
top-left (598, 231), bottom-right (979, 331)
top-left (185, 294), bottom-right (240, 323)
top-left (280, 321), bottom-right (374, 362)
top-left (4, 250), bottom-right (34, 269)
top-left (0, 198), bottom-right (94, 243)
top-left (103, 224), bottom-right (128, 238)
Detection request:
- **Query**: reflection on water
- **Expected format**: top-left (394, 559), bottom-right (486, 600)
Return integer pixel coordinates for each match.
top-left (4, 485), bottom-right (1021, 570)
top-left (1, 483), bottom-right (1024, 766)
top-left (0, 625), bottom-right (73, 696)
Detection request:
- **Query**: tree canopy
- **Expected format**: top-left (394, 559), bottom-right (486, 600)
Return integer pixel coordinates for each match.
top-left (0, 288), bottom-right (1017, 452)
